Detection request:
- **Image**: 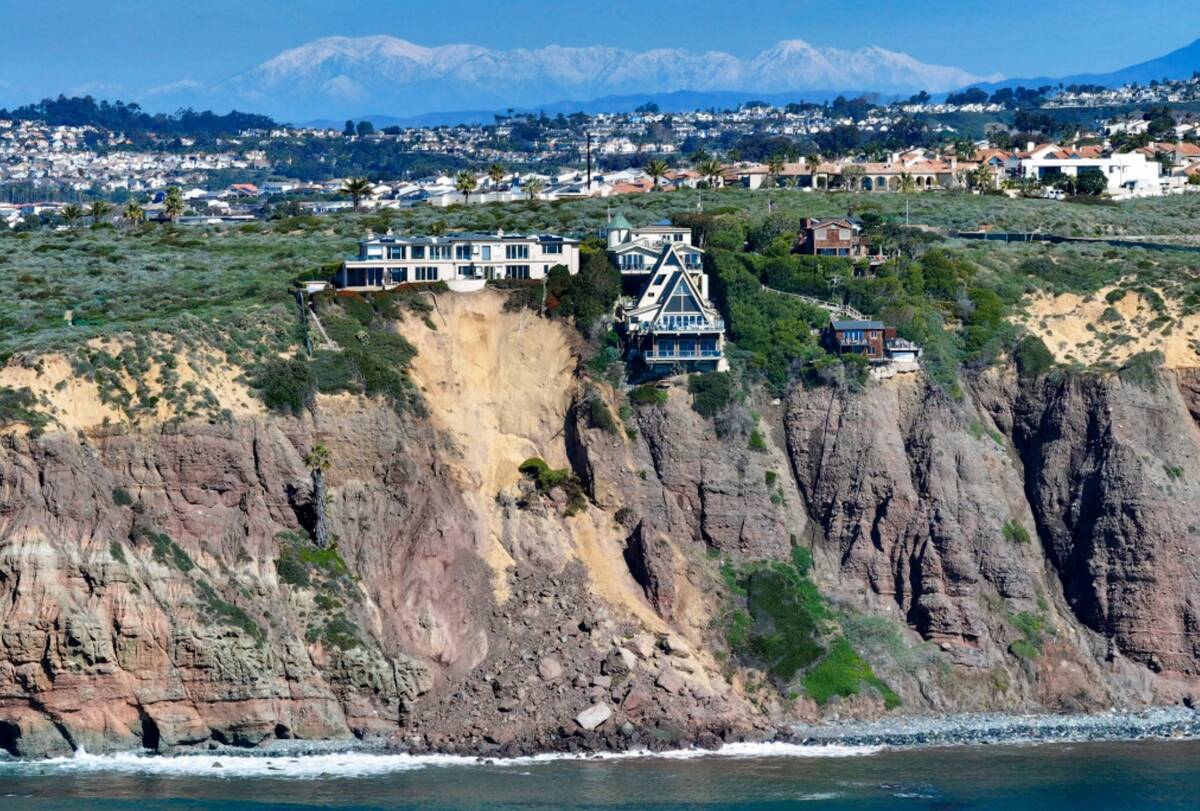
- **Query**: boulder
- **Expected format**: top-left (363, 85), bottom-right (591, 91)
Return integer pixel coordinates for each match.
top-left (574, 702), bottom-right (612, 731)
top-left (537, 656), bottom-right (563, 682)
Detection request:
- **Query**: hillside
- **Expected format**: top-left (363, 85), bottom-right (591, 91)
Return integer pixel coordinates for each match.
top-left (1, 193), bottom-right (1200, 757)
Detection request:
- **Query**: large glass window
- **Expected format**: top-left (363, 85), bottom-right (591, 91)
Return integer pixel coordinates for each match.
top-left (665, 286), bottom-right (701, 313)
top-left (505, 265), bottom-right (530, 279)
top-left (387, 246), bottom-right (406, 260)
top-left (505, 244), bottom-right (530, 260)
top-left (430, 245), bottom-right (452, 260)
top-left (389, 267), bottom-right (407, 284)
top-left (543, 243), bottom-right (563, 255)
top-left (455, 244), bottom-right (473, 260)
top-left (415, 266), bottom-right (439, 281)
top-left (411, 246), bottom-right (426, 259)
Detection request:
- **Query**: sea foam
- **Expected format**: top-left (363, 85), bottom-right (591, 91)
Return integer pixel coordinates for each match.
top-left (0, 741), bottom-right (882, 779)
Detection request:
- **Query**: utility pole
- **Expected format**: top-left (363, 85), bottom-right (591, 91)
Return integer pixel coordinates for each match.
top-left (586, 132), bottom-right (592, 191)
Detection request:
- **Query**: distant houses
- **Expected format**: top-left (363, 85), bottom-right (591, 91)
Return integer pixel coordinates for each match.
top-left (823, 318), bottom-right (921, 368)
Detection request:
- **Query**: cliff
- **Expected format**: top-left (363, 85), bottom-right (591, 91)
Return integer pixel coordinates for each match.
top-left (1, 290), bottom-right (1198, 757)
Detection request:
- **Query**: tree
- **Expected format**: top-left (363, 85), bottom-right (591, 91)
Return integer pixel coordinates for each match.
top-left (86, 199), bottom-right (111, 227)
top-left (340, 177), bottom-right (372, 210)
top-left (645, 159), bottom-right (669, 189)
top-left (1073, 170), bottom-right (1108, 197)
top-left (523, 176), bottom-right (545, 200)
top-left (805, 153), bottom-right (821, 187)
top-left (898, 172), bottom-right (917, 193)
top-left (163, 187), bottom-right (184, 223)
top-left (697, 158), bottom-right (723, 189)
top-left (122, 201), bottom-right (145, 227)
top-left (487, 163), bottom-right (505, 186)
top-left (304, 444), bottom-right (332, 549)
top-left (355, 120), bottom-right (374, 137)
top-left (766, 154), bottom-right (786, 188)
top-left (455, 170), bottom-right (478, 204)
top-left (968, 163), bottom-right (994, 191)
top-left (60, 203), bottom-right (83, 228)
top-left (841, 164), bottom-right (865, 192)
top-left (343, 119), bottom-right (355, 136)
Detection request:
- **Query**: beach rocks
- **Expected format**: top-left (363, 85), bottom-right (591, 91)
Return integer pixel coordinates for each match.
top-left (537, 656), bottom-right (564, 682)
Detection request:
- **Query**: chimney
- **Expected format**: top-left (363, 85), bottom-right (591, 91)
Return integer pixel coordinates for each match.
top-left (1027, 141), bottom-right (1035, 152)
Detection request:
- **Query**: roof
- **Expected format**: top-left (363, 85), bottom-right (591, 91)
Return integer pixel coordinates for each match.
top-left (832, 319), bottom-right (885, 330)
top-left (609, 211), bottom-right (632, 230)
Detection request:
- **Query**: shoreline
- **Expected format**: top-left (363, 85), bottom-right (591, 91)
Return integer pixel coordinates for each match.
top-left (2, 709), bottom-right (1198, 775)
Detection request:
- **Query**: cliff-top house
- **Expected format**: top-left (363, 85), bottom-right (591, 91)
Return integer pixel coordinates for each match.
top-left (337, 230), bottom-right (580, 291)
top-left (608, 213), bottom-right (727, 372)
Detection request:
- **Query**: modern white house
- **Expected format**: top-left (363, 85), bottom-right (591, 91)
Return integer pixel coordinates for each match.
top-left (1013, 150), bottom-right (1163, 198)
top-left (337, 230), bottom-right (580, 291)
top-left (608, 214), bottom-right (726, 372)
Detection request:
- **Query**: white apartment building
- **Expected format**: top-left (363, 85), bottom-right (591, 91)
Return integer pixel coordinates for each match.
top-left (337, 230), bottom-right (580, 291)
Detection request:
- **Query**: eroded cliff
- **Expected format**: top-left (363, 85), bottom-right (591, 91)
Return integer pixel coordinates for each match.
top-left (2, 290), bottom-right (1199, 757)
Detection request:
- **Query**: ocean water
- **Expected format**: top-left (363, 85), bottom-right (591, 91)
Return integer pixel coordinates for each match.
top-left (1, 736), bottom-right (1197, 810)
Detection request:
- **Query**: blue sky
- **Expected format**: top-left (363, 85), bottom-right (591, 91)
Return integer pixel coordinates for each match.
top-left (2, 0), bottom-right (1196, 107)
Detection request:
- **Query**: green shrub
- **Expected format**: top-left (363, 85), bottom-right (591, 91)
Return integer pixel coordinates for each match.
top-left (629, 385), bottom-right (668, 407)
top-left (112, 487), bottom-right (133, 507)
top-left (0, 386), bottom-right (48, 435)
top-left (802, 638), bottom-right (901, 709)
top-left (748, 428), bottom-right (767, 452)
top-left (195, 580), bottom-right (265, 643)
top-left (254, 357), bottom-right (314, 414)
top-left (1012, 335), bottom-right (1054, 378)
top-left (109, 541), bottom-right (126, 564)
top-left (687, 372), bottom-right (734, 417)
top-left (1118, 350), bottom-right (1164, 389)
top-left (1002, 519), bottom-right (1031, 545)
top-left (587, 395), bottom-right (618, 434)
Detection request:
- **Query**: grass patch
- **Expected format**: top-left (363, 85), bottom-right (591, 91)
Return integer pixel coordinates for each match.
top-left (629, 384), bottom-right (668, 407)
top-left (1002, 519), bottom-right (1031, 545)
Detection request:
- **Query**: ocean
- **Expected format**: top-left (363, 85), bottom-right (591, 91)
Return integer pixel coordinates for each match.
top-left (1, 715), bottom-right (1198, 809)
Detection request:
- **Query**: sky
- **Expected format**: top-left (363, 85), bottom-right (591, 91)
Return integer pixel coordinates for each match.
top-left (1, 0), bottom-right (1197, 108)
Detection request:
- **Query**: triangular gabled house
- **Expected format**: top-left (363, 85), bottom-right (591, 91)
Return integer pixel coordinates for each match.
top-left (609, 218), bottom-right (726, 372)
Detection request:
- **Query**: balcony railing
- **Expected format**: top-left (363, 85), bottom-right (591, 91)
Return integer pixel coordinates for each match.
top-left (637, 317), bottom-right (725, 333)
top-left (645, 349), bottom-right (723, 362)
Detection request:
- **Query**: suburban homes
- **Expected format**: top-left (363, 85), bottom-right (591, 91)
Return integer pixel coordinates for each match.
top-left (794, 217), bottom-right (868, 257)
top-left (607, 214), bottom-right (727, 372)
top-left (336, 230), bottom-right (580, 291)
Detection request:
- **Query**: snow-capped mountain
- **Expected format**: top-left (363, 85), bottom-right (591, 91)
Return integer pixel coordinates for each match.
top-left (193, 35), bottom-right (997, 121)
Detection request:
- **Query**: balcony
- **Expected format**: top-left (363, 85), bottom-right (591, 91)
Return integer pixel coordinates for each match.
top-left (649, 317), bottom-right (725, 333)
top-left (644, 348), bottom-right (723, 363)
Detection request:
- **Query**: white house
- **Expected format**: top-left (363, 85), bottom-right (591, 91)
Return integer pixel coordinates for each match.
top-left (338, 230), bottom-right (580, 291)
top-left (1014, 150), bottom-right (1162, 198)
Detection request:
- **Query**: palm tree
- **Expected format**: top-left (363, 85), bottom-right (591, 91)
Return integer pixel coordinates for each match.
top-left (523, 176), bottom-right (545, 201)
top-left (697, 158), bottom-right (723, 189)
top-left (970, 163), bottom-right (995, 191)
top-left (163, 187), bottom-right (185, 223)
top-left (87, 200), bottom-right (112, 227)
top-left (841, 165), bottom-right (865, 192)
top-left (122, 201), bottom-right (145, 227)
top-left (455, 170), bottom-right (478, 205)
top-left (60, 203), bottom-right (83, 229)
top-left (645, 159), bottom-right (669, 190)
top-left (766, 154), bottom-right (786, 188)
top-left (805, 153), bottom-right (822, 188)
top-left (487, 163), bottom-right (505, 187)
top-left (340, 177), bottom-right (372, 210)
top-left (304, 444), bottom-right (332, 549)
top-left (898, 172), bottom-right (917, 193)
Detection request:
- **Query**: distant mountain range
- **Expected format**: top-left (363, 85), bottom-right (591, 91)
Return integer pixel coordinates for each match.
top-left (153, 35), bottom-right (999, 123)
top-left (969, 37), bottom-right (1200, 94)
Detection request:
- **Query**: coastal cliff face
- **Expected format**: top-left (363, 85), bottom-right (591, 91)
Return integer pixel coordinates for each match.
top-left (2, 291), bottom-right (1199, 757)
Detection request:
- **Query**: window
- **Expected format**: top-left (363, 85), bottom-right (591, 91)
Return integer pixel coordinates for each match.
top-left (389, 267), bottom-right (407, 284)
top-left (455, 244), bottom-right (473, 260)
top-left (430, 245), bottom-right (451, 260)
top-left (543, 243), bottom-right (563, 255)
top-left (505, 244), bottom-right (530, 260)
top-left (620, 254), bottom-right (645, 270)
top-left (505, 265), bottom-right (530, 279)
top-left (411, 246), bottom-right (426, 259)
top-left (387, 246), bottom-right (406, 260)
top-left (415, 266), bottom-right (439, 281)
top-left (665, 286), bottom-right (701, 314)
top-left (480, 246), bottom-right (491, 260)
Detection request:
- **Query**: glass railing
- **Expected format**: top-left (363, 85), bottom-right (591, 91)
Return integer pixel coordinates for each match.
top-left (645, 349), bottom-right (723, 360)
top-left (651, 318), bottom-right (726, 332)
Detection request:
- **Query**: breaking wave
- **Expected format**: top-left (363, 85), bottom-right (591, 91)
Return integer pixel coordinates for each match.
top-left (0, 741), bottom-right (882, 779)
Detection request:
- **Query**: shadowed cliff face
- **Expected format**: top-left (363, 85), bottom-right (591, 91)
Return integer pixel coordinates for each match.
top-left (2, 294), bottom-right (1200, 757)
